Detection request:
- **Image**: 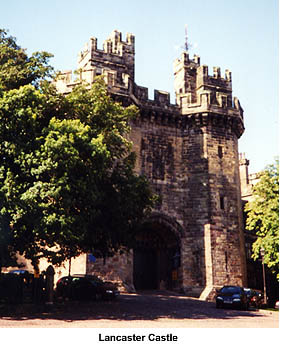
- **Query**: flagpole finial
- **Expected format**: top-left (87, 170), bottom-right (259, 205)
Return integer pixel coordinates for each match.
top-left (184, 24), bottom-right (189, 52)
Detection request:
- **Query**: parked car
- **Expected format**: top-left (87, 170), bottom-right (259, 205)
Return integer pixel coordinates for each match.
top-left (8, 269), bottom-right (31, 275)
top-left (55, 274), bottom-right (120, 301)
top-left (244, 288), bottom-right (264, 309)
top-left (216, 285), bottom-right (249, 310)
top-left (8, 269), bottom-right (33, 282)
top-left (0, 269), bottom-right (35, 303)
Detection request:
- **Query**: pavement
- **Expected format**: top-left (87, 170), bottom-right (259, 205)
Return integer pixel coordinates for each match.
top-left (0, 290), bottom-right (279, 328)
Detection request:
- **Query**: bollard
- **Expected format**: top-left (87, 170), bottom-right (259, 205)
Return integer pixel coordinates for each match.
top-left (46, 265), bottom-right (55, 307)
top-left (32, 261), bottom-right (40, 304)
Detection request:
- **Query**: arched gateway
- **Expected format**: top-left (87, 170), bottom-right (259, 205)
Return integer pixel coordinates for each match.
top-left (133, 214), bottom-right (183, 291)
top-left (57, 30), bottom-right (247, 299)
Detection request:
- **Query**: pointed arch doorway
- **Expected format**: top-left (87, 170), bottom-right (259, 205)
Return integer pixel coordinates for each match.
top-left (133, 214), bottom-right (182, 291)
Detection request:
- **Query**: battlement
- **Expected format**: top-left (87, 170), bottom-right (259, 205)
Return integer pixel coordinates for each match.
top-left (174, 52), bottom-right (232, 85)
top-left (54, 30), bottom-right (243, 133)
top-left (134, 85), bottom-right (171, 106)
top-left (78, 30), bottom-right (135, 66)
top-left (55, 30), bottom-right (177, 111)
top-left (103, 30), bottom-right (135, 55)
top-left (73, 30), bottom-right (136, 96)
top-left (173, 50), bottom-right (243, 121)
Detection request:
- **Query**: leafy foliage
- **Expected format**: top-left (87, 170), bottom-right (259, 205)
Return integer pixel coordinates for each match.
top-left (0, 29), bottom-right (155, 268)
top-left (0, 29), bottom-right (53, 91)
top-left (245, 159), bottom-right (279, 279)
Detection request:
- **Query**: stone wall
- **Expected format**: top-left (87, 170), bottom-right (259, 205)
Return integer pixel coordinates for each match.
top-left (86, 251), bottom-right (134, 291)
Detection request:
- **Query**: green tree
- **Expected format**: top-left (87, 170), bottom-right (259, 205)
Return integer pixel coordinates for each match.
top-left (245, 159), bottom-right (279, 279)
top-left (0, 30), bottom-right (155, 269)
top-left (0, 29), bottom-right (53, 91)
top-left (0, 29), bottom-right (54, 270)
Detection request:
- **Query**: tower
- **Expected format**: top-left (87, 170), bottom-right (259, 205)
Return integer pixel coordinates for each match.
top-left (173, 50), bottom-right (247, 297)
top-left (77, 30), bottom-right (135, 95)
top-left (56, 30), bottom-right (135, 97)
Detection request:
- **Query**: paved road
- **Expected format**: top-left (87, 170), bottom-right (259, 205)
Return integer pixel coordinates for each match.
top-left (0, 291), bottom-right (279, 328)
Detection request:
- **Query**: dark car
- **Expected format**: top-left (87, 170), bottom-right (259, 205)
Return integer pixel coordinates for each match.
top-left (55, 274), bottom-right (120, 301)
top-left (216, 285), bottom-right (249, 310)
top-left (0, 269), bottom-right (35, 303)
top-left (244, 288), bottom-right (264, 309)
top-left (8, 269), bottom-right (30, 275)
top-left (8, 269), bottom-right (33, 281)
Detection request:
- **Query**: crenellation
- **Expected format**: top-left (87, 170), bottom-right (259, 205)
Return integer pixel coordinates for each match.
top-left (213, 66), bottom-right (221, 79)
top-left (225, 69), bottom-right (232, 81)
top-left (103, 40), bottom-right (112, 54)
top-left (102, 30), bottom-right (135, 56)
top-left (199, 65), bottom-right (208, 77)
top-left (134, 85), bottom-right (149, 101)
top-left (193, 54), bottom-right (200, 64)
top-left (58, 70), bottom-right (72, 84)
top-left (126, 32), bottom-right (135, 46)
top-left (154, 90), bottom-right (170, 106)
top-left (90, 37), bottom-right (97, 51)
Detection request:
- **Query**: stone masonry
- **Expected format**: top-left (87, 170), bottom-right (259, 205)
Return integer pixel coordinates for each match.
top-left (56, 30), bottom-right (247, 299)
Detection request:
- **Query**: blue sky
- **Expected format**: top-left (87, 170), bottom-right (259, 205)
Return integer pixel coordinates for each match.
top-left (1, 0), bottom-right (279, 174)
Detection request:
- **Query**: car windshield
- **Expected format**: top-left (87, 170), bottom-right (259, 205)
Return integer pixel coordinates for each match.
top-left (244, 288), bottom-right (252, 295)
top-left (72, 274), bottom-right (103, 283)
top-left (9, 270), bottom-right (28, 274)
top-left (221, 286), bottom-right (241, 294)
top-left (89, 276), bottom-right (102, 281)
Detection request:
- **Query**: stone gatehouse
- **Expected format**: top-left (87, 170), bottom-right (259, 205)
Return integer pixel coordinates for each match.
top-left (55, 30), bottom-right (247, 299)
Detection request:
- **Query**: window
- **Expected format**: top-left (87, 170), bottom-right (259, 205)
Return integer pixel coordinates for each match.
top-left (220, 196), bottom-right (225, 210)
top-left (225, 251), bottom-right (228, 271)
top-left (218, 146), bottom-right (223, 158)
top-left (107, 72), bottom-right (115, 86)
top-left (245, 243), bottom-right (252, 259)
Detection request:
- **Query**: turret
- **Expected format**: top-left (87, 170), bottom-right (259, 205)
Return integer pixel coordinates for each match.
top-left (173, 50), bottom-right (243, 137)
top-left (76, 30), bottom-right (135, 91)
top-left (173, 48), bottom-right (247, 294)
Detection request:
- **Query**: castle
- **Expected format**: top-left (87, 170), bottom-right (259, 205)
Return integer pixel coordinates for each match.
top-left (55, 30), bottom-right (248, 299)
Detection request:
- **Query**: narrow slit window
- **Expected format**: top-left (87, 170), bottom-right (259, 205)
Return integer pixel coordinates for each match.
top-left (225, 251), bottom-right (228, 271)
top-left (218, 146), bottom-right (223, 158)
top-left (220, 196), bottom-right (225, 210)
